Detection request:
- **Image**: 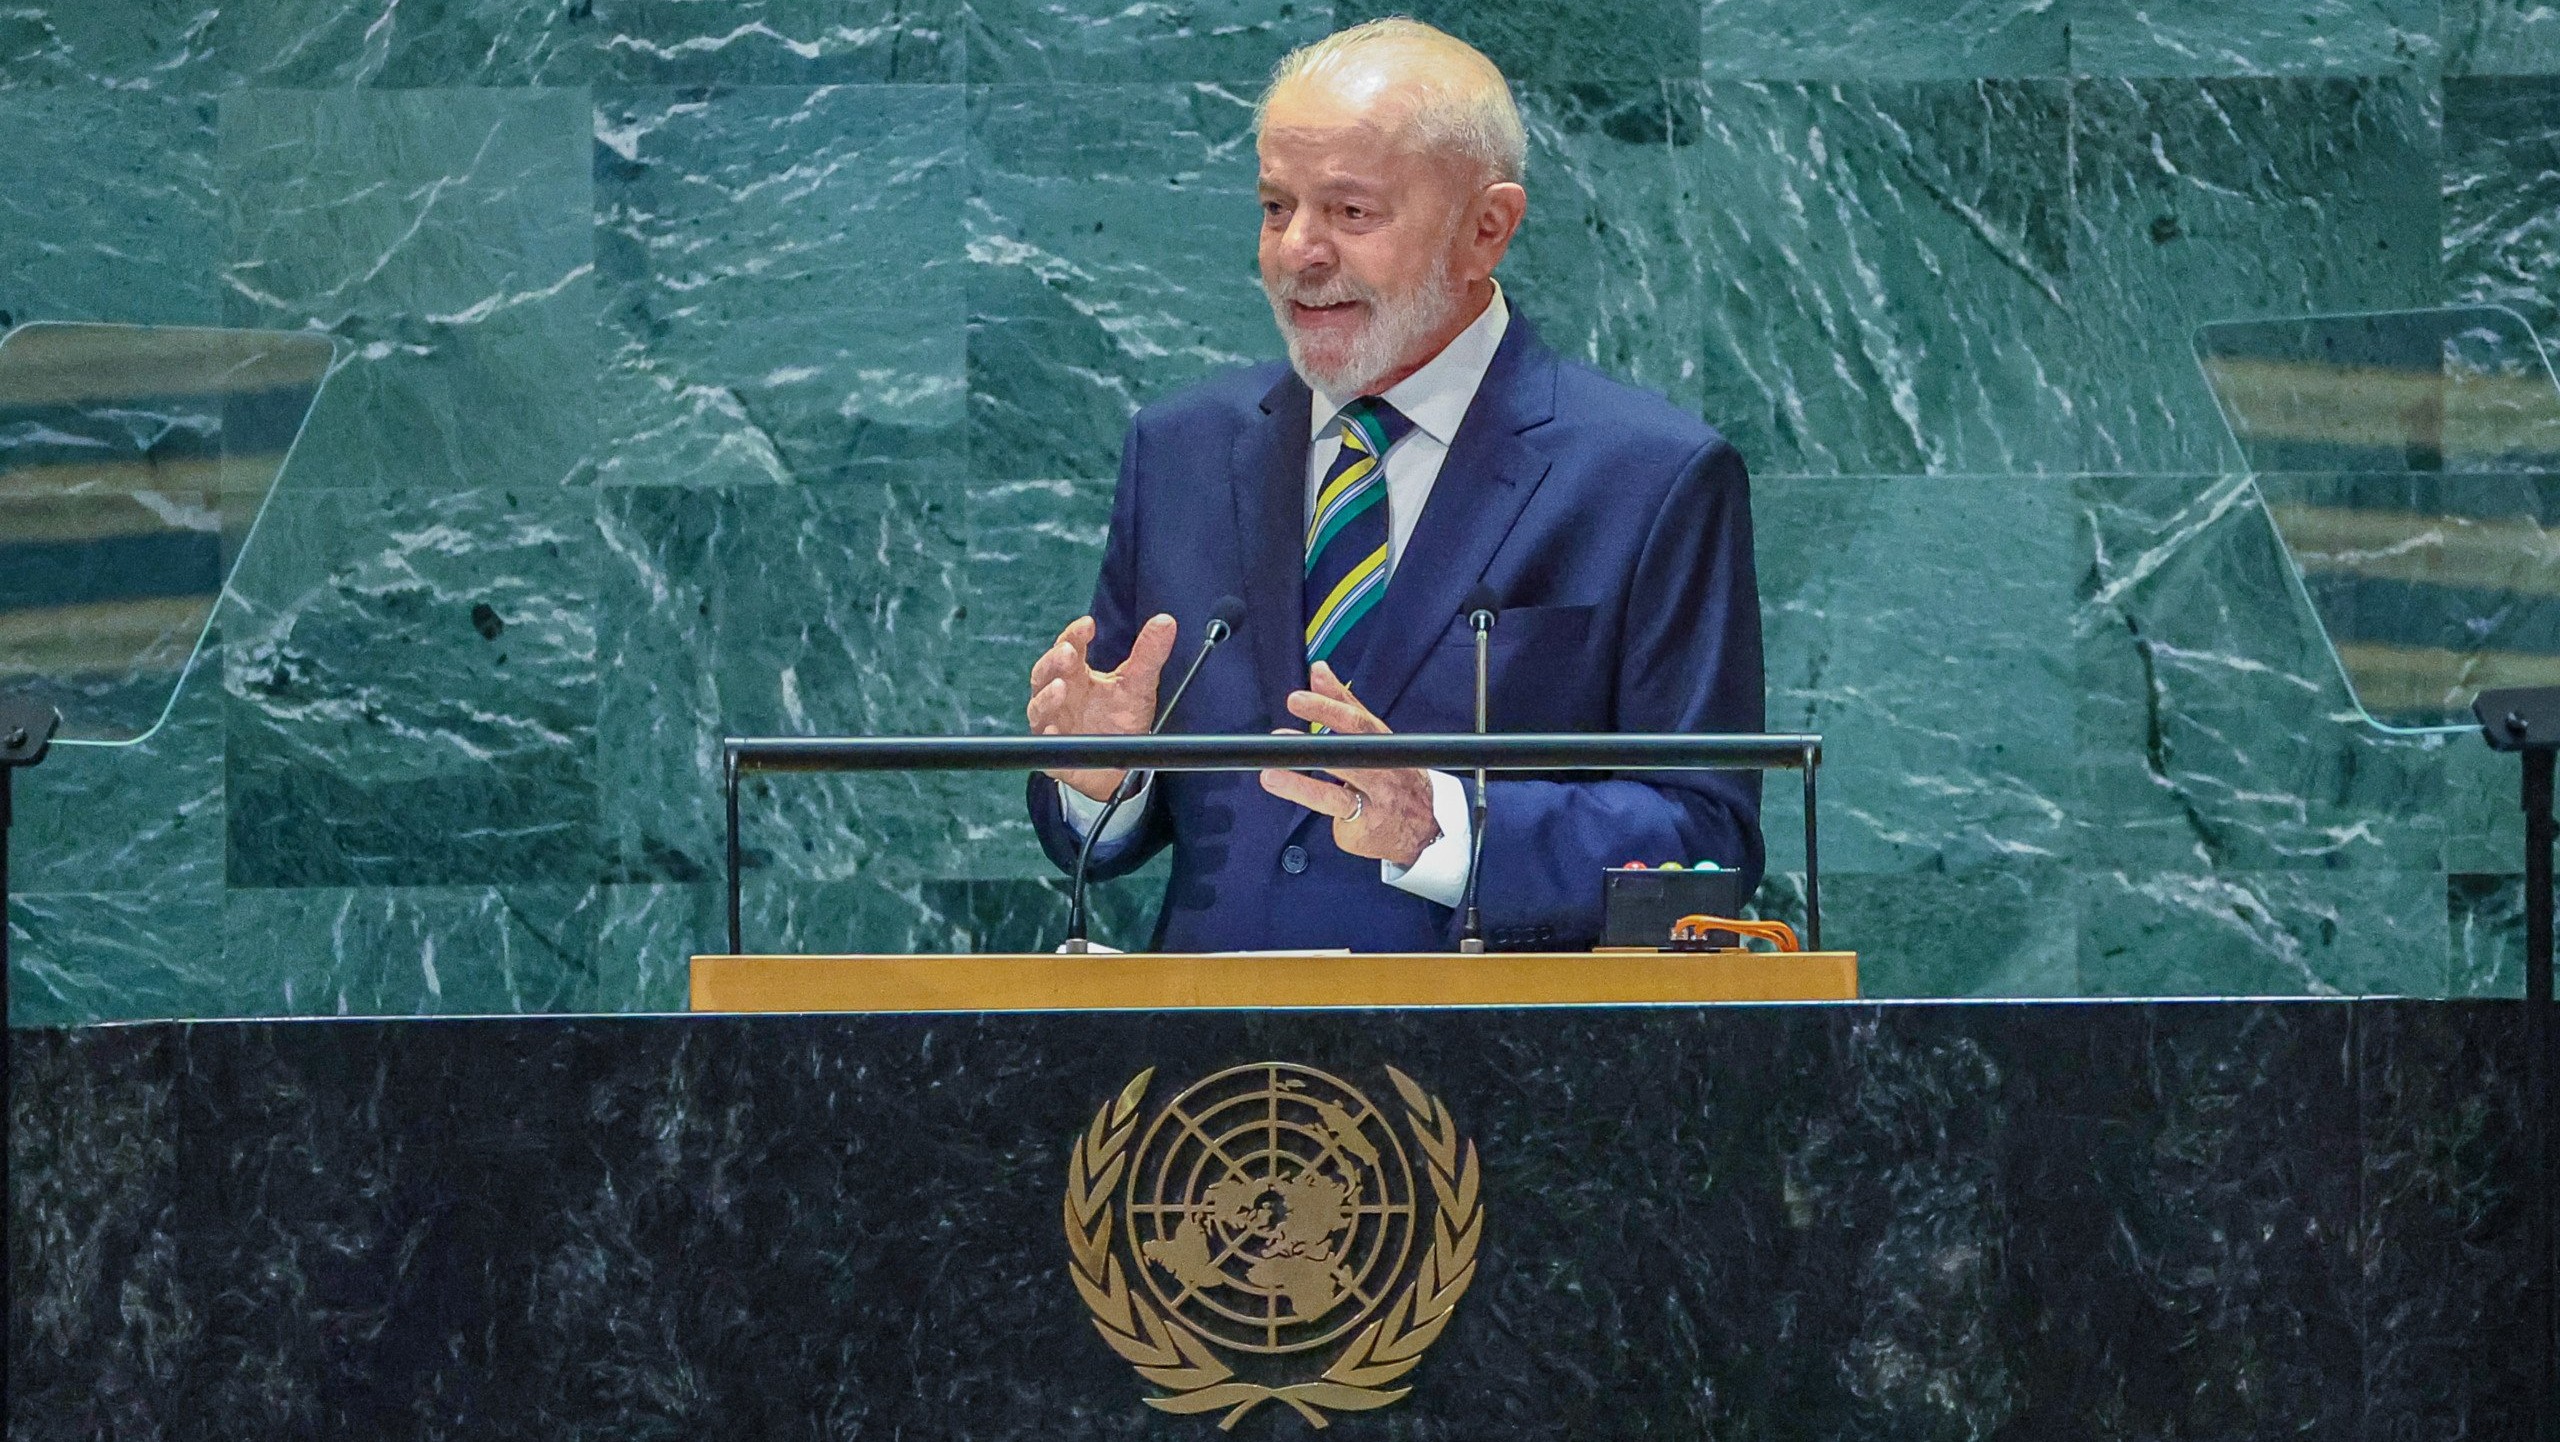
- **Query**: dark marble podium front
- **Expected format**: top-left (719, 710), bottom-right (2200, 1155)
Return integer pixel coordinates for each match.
top-left (10, 1000), bottom-right (2539, 1439)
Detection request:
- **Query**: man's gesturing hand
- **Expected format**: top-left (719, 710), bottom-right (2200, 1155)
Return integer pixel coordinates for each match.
top-left (1257, 662), bottom-right (1441, 867)
top-left (1027, 613), bottom-right (1178, 802)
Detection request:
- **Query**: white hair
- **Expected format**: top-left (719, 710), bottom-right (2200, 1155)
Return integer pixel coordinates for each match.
top-left (1256, 18), bottom-right (1528, 186)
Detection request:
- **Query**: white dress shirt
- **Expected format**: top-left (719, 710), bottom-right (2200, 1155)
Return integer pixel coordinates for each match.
top-left (1059, 286), bottom-right (1511, 910)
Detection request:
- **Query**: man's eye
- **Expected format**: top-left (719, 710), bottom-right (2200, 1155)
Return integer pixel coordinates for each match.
top-left (1343, 206), bottom-right (1368, 221)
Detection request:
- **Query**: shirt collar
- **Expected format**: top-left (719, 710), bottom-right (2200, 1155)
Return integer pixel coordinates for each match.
top-left (1309, 282), bottom-right (1511, 447)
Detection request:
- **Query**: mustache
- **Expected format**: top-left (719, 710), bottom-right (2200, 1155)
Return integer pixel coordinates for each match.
top-left (1268, 274), bottom-right (1382, 310)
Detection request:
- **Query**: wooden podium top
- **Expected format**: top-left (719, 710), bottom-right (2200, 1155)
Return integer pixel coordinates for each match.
top-left (687, 949), bottom-right (1859, 1014)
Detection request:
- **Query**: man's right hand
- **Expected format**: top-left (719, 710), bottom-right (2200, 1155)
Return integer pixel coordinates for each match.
top-left (1027, 612), bottom-right (1178, 802)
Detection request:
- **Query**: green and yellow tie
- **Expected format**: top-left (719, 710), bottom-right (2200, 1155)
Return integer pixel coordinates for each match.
top-left (1303, 396), bottom-right (1414, 675)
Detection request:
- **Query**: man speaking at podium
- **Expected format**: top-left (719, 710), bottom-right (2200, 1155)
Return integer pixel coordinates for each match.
top-left (1024, 19), bottom-right (1764, 953)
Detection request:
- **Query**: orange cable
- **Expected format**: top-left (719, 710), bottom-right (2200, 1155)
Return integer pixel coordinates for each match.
top-left (1668, 914), bottom-right (1802, 952)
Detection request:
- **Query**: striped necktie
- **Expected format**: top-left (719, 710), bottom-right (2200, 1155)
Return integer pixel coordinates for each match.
top-left (1303, 395), bottom-right (1414, 674)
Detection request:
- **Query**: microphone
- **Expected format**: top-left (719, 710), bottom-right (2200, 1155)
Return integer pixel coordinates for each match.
top-left (1061, 595), bottom-right (1244, 953)
top-left (1456, 585), bottom-right (1498, 954)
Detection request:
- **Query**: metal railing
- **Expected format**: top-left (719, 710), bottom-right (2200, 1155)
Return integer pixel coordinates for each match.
top-left (721, 732), bottom-right (1824, 956)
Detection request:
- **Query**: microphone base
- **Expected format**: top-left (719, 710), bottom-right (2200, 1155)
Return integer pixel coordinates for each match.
top-left (1058, 936), bottom-right (1097, 954)
top-left (1457, 937), bottom-right (1486, 955)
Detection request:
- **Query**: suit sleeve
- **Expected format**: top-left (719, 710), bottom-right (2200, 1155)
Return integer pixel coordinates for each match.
top-left (1025, 413), bottom-right (1178, 881)
top-left (1471, 437), bottom-right (1765, 948)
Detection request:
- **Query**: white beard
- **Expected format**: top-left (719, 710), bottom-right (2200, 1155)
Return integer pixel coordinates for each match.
top-left (1266, 247), bottom-right (1461, 400)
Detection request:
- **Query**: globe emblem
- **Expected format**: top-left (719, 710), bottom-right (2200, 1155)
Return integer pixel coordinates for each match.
top-left (1124, 1063), bottom-right (1418, 1354)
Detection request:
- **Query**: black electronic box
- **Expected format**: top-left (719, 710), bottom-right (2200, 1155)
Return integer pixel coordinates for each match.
top-left (1599, 865), bottom-right (1746, 949)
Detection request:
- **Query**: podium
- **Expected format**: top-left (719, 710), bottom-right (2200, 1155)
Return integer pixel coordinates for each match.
top-left (688, 949), bottom-right (1862, 1012)
top-left (13, 996), bottom-right (2537, 1435)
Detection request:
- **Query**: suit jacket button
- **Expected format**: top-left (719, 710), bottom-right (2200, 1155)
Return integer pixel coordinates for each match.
top-left (1280, 844), bottom-right (1309, 875)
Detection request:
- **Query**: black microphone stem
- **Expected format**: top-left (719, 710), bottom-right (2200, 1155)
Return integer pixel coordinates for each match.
top-left (1459, 608), bottom-right (1494, 954)
top-left (1062, 616), bottom-right (1232, 952)
top-left (1060, 771), bottom-right (1139, 952)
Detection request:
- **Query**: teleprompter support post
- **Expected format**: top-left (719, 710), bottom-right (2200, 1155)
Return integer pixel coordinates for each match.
top-left (1801, 752), bottom-right (1821, 953)
top-left (724, 748), bottom-right (743, 969)
top-left (718, 731), bottom-right (1825, 958)
top-left (0, 692), bottom-right (61, 1436)
top-left (2477, 686), bottom-right (2559, 1442)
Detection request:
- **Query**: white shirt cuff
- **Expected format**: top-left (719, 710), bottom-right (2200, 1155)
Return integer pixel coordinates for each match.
top-left (1381, 770), bottom-right (1471, 909)
top-left (1058, 775), bottom-right (1152, 847)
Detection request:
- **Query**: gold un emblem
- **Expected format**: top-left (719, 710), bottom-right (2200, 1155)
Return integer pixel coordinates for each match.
top-left (1070, 1065), bottom-right (1495, 1424)
top-left (1065, 1062), bottom-right (1483, 1429)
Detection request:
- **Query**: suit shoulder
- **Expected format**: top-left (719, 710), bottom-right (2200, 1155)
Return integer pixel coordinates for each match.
top-left (1536, 357), bottom-right (1742, 513)
top-left (1545, 356), bottom-right (1732, 461)
top-left (1130, 360), bottom-right (1294, 435)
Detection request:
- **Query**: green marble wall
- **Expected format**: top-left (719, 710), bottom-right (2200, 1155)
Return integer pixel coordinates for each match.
top-left (3, 0), bottom-right (2555, 1019)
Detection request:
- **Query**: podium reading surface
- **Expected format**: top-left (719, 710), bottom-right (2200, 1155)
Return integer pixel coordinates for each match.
top-left (687, 949), bottom-right (1860, 1012)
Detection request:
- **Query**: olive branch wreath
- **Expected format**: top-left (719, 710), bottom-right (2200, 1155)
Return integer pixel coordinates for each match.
top-left (1063, 1065), bottom-right (1483, 1431)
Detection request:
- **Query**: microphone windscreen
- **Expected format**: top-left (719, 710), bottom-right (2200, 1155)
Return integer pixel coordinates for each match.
top-left (1459, 583), bottom-right (1499, 621)
top-left (1208, 594), bottom-right (1246, 632)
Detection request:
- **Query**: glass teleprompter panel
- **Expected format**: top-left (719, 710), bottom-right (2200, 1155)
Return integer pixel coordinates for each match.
top-left (2196, 306), bottom-right (2560, 732)
top-left (0, 323), bottom-right (338, 745)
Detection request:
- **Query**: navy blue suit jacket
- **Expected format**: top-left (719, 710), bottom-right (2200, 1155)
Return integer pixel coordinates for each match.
top-left (1026, 316), bottom-right (1764, 952)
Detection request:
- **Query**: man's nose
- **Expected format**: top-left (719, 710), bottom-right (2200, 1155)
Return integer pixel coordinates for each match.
top-left (1278, 210), bottom-right (1333, 268)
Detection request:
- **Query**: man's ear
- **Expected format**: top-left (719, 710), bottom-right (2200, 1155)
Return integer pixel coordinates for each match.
top-left (1473, 181), bottom-right (1527, 273)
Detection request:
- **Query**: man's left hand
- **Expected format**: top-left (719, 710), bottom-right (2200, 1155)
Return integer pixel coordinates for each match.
top-left (1258, 662), bottom-right (1441, 867)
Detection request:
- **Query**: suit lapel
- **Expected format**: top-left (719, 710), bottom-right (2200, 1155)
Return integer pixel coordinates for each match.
top-left (1346, 319), bottom-right (1558, 721)
top-left (1232, 372), bottom-right (1313, 728)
